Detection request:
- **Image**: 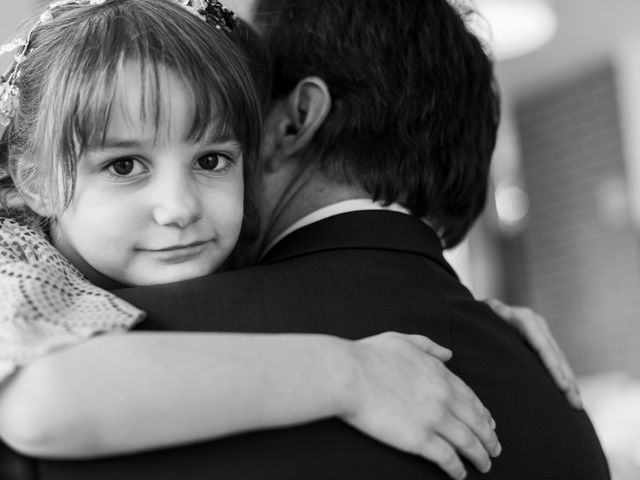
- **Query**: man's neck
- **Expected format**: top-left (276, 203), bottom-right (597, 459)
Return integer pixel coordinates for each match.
top-left (260, 169), bottom-right (368, 253)
top-left (260, 199), bottom-right (411, 259)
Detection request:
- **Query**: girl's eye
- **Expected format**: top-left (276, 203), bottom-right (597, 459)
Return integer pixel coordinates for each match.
top-left (107, 158), bottom-right (145, 177)
top-left (196, 153), bottom-right (229, 171)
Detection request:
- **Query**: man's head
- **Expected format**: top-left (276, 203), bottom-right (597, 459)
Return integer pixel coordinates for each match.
top-left (251, 0), bottom-right (499, 248)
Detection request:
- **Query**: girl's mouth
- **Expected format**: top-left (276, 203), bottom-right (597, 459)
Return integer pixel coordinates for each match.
top-left (141, 240), bottom-right (212, 263)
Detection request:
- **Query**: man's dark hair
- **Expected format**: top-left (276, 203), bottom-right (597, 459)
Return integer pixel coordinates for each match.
top-left (253, 0), bottom-right (500, 247)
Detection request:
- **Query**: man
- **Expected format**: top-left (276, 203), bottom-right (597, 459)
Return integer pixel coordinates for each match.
top-left (18, 0), bottom-right (609, 479)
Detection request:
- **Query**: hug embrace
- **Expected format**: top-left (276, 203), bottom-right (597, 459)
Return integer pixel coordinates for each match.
top-left (0, 0), bottom-right (609, 479)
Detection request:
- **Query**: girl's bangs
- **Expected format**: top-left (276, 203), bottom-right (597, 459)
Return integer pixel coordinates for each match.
top-left (72, 54), bottom-right (233, 155)
top-left (72, 57), bottom-right (233, 153)
top-left (54, 0), bottom-right (254, 154)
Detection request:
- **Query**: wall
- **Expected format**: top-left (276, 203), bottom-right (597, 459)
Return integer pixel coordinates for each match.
top-left (513, 62), bottom-right (640, 376)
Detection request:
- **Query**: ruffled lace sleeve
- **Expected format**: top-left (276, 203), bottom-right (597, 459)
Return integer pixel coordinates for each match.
top-left (0, 218), bottom-right (144, 383)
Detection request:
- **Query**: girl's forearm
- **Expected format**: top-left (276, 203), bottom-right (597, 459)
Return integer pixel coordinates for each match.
top-left (0, 332), bottom-right (356, 458)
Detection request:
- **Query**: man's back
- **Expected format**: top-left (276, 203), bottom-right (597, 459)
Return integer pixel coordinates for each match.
top-left (35, 211), bottom-right (609, 479)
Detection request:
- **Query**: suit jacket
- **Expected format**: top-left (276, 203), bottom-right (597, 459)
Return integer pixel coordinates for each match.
top-left (22, 211), bottom-right (610, 479)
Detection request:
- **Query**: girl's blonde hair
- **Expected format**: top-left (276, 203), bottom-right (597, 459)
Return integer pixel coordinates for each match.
top-left (0, 0), bottom-right (261, 225)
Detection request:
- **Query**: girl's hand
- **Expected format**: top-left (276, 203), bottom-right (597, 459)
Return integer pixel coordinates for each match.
top-left (343, 332), bottom-right (500, 480)
top-left (485, 298), bottom-right (583, 410)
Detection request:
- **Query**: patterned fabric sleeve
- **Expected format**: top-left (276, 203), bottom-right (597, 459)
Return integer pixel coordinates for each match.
top-left (0, 218), bottom-right (144, 383)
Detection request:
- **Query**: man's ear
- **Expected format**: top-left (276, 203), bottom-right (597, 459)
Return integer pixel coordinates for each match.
top-left (11, 161), bottom-right (55, 217)
top-left (261, 76), bottom-right (331, 173)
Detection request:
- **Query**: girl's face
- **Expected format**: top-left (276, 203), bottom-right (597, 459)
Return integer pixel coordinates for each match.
top-left (53, 64), bottom-right (244, 286)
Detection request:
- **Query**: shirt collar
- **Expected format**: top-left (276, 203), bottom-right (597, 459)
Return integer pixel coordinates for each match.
top-left (260, 198), bottom-right (411, 259)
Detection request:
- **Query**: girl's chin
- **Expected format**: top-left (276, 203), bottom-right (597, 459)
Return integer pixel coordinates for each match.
top-left (124, 264), bottom-right (218, 286)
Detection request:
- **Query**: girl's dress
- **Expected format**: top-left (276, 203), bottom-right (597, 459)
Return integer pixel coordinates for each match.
top-left (0, 218), bottom-right (143, 383)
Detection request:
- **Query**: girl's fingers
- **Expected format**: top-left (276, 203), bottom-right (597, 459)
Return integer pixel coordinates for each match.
top-left (485, 298), bottom-right (512, 320)
top-left (485, 299), bottom-right (583, 409)
top-left (447, 375), bottom-right (501, 457)
top-left (515, 308), bottom-right (583, 409)
top-left (406, 334), bottom-right (452, 361)
top-left (436, 417), bottom-right (493, 475)
top-left (422, 435), bottom-right (468, 480)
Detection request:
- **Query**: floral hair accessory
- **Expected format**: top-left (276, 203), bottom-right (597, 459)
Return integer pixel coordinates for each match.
top-left (0, 0), bottom-right (237, 130)
top-left (178, 0), bottom-right (238, 31)
top-left (1, 35), bottom-right (31, 128)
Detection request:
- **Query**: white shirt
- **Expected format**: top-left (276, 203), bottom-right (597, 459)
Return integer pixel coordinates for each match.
top-left (260, 198), bottom-right (411, 259)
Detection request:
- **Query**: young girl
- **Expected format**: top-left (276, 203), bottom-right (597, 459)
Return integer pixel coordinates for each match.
top-left (0, 1), bottom-right (576, 479)
top-left (0, 1), bottom-right (504, 478)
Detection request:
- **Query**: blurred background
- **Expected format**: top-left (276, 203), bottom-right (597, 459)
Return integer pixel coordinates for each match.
top-left (447, 2), bottom-right (640, 478)
top-left (2, 0), bottom-right (639, 478)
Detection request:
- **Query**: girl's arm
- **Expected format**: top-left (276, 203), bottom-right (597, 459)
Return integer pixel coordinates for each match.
top-left (0, 220), bottom-right (497, 479)
top-left (0, 331), bottom-right (499, 480)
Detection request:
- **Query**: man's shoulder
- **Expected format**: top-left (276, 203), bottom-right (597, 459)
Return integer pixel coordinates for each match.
top-left (116, 244), bottom-right (452, 334)
top-left (116, 210), bottom-right (456, 332)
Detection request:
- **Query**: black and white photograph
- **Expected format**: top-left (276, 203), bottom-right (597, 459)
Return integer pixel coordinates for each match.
top-left (0, 1), bottom-right (637, 479)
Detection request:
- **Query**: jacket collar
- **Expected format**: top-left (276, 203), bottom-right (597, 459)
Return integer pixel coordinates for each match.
top-left (260, 210), bottom-right (457, 277)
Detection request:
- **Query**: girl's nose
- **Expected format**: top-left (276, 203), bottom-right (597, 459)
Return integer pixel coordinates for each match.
top-left (151, 174), bottom-right (202, 228)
